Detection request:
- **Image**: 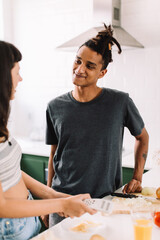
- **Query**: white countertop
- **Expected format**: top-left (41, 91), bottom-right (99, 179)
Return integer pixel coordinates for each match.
top-left (15, 137), bottom-right (51, 157)
top-left (32, 212), bottom-right (160, 240)
top-left (31, 166), bottom-right (160, 240)
top-left (16, 136), bottom-right (154, 169)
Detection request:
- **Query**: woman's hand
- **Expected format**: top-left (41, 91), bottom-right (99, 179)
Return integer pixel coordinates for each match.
top-left (61, 194), bottom-right (97, 218)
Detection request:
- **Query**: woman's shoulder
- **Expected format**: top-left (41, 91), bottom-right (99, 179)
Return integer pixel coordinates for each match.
top-left (0, 135), bottom-right (21, 153)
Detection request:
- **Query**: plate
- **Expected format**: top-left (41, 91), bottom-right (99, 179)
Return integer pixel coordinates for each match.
top-left (57, 213), bottom-right (108, 240)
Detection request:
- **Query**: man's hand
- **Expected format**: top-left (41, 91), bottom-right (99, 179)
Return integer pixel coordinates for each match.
top-left (41, 214), bottom-right (49, 228)
top-left (123, 179), bottom-right (142, 193)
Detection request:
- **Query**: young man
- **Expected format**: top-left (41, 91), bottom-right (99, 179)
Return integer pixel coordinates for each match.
top-left (46, 25), bottom-right (149, 226)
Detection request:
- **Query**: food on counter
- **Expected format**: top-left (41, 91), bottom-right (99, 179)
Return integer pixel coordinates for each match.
top-left (112, 191), bottom-right (160, 215)
top-left (71, 222), bottom-right (87, 232)
top-left (156, 187), bottom-right (160, 198)
top-left (141, 187), bottom-right (156, 196)
top-left (71, 220), bottom-right (100, 233)
top-left (90, 234), bottom-right (105, 240)
top-left (112, 196), bottom-right (157, 214)
top-left (113, 196), bottom-right (152, 208)
top-left (154, 212), bottom-right (160, 227)
top-left (141, 186), bottom-right (160, 199)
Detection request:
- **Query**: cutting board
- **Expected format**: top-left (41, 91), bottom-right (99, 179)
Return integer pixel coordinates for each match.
top-left (110, 194), bottom-right (160, 214)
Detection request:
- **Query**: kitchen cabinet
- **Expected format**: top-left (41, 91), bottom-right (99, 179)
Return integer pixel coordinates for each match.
top-left (21, 154), bottom-right (48, 233)
top-left (21, 154), bottom-right (148, 186)
top-left (21, 154), bottom-right (48, 184)
top-left (18, 138), bottom-right (152, 188)
top-left (122, 167), bottom-right (148, 185)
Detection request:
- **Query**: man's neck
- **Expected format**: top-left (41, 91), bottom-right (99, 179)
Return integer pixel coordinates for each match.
top-left (72, 86), bottom-right (102, 102)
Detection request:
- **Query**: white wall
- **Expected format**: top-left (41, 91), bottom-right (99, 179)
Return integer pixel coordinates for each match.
top-left (3, 0), bottom-right (160, 154)
top-left (6, 0), bottom-right (93, 139)
top-left (101, 47), bottom-right (160, 151)
top-left (0, 0), bottom-right (4, 39)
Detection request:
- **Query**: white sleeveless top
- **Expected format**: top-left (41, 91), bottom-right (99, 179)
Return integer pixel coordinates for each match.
top-left (0, 136), bottom-right (22, 192)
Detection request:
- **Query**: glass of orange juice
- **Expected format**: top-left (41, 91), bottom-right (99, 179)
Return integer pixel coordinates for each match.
top-left (131, 210), bottom-right (153, 240)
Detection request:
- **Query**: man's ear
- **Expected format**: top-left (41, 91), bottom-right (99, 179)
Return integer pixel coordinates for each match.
top-left (99, 69), bottom-right (107, 79)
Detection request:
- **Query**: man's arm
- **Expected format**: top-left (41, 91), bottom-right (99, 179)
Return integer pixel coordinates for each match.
top-left (123, 127), bottom-right (149, 193)
top-left (47, 144), bottom-right (57, 187)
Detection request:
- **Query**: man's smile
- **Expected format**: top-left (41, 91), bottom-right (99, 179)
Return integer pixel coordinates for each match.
top-left (74, 73), bottom-right (87, 79)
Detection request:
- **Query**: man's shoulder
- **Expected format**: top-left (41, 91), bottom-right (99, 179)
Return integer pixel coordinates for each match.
top-left (48, 92), bottom-right (71, 107)
top-left (103, 88), bottom-right (129, 99)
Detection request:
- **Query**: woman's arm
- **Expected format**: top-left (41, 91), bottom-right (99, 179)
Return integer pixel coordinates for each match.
top-left (0, 182), bottom-right (95, 218)
top-left (22, 171), bottom-right (69, 199)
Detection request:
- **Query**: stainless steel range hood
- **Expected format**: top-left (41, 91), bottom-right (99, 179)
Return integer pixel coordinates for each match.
top-left (57, 0), bottom-right (144, 51)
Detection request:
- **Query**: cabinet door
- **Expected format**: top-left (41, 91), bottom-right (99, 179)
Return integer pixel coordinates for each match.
top-left (122, 167), bottom-right (133, 185)
top-left (122, 167), bottom-right (148, 185)
top-left (21, 154), bottom-right (48, 184)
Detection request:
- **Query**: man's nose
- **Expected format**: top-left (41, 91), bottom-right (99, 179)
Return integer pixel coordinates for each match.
top-left (76, 64), bottom-right (86, 73)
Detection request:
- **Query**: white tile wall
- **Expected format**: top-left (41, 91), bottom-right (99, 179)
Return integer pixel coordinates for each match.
top-left (103, 47), bottom-right (160, 152)
top-left (6, 0), bottom-right (93, 138)
top-left (121, 0), bottom-right (160, 47)
top-left (0, 0), bottom-right (4, 39)
top-left (3, 0), bottom-right (160, 156)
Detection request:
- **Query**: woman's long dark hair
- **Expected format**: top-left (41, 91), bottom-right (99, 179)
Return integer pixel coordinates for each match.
top-left (0, 41), bottom-right (22, 140)
top-left (80, 24), bottom-right (122, 70)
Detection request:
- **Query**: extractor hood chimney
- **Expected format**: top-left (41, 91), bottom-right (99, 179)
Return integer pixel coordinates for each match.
top-left (57, 0), bottom-right (144, 51)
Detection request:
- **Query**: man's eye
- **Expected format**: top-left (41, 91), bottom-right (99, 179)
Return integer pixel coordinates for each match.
top-left (75, 59), bottom-right (81, 64)
top-left (87, 65), bottom-right (95, 69)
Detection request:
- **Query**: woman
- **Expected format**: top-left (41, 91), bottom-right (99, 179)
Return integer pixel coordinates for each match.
top-left (0, 41), bottom-right (95, 240)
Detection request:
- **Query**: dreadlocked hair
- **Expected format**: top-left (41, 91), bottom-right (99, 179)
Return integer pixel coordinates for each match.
top-left (81, 24), bottom-right (122, 70)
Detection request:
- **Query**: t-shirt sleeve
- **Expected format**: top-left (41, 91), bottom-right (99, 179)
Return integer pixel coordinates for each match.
top-left (124, 96), bottom-right (144, 136)
top-left (45, 107), bottom-right (58, 145)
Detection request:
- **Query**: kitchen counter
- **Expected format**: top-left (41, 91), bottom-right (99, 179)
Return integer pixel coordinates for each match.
top-left (31, 166), bottom-right (160, 240)
top-left (15, 136), bottom-right (154, 169)
top-left (15, 137), bottom-right (51, 157)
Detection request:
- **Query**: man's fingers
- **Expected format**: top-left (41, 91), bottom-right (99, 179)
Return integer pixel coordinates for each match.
top-left (123, 179), bottom-right (142, 193)
top-left (136, 185), bottom-right (142, 192)
top-left (41, 215), bottom-right (49, 228)
top-left (123, 183), bottom-right (134, 193)
top-left (122, 184), bottom-right (128, 193)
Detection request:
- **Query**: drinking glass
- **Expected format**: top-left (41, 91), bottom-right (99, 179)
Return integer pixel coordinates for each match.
top-left (131, 210), bottom-right (153, 240)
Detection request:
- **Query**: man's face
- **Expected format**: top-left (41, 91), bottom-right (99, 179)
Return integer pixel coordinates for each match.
top-left (72, 46), bottom-right (107, 88)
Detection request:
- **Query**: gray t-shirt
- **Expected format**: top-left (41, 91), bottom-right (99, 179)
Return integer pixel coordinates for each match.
top-left (46, 88), bottom-right (144, 197)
